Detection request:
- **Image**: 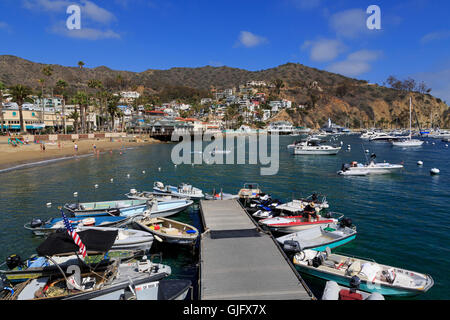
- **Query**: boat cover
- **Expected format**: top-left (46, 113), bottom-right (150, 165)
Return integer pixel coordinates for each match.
top-left (36, 229), bottom-right (118, 256)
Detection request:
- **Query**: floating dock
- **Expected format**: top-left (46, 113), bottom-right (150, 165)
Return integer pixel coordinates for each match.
top-left (199, 199), bottom-right (314, 300)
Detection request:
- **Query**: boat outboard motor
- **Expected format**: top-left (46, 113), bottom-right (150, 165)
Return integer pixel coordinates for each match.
top-left (6, 254), bottom-right (24, 270)
top-left (283, 240), bottom-right (301, 252)
top-left (370, 153), bottom-right (377, 160)
top-left (66, 203), bottom-right (78, 211)
top-left (340, 217), bottom-right (353, 228)
top-left (30, 218), bottom-right (43, 228)
top-left (349, 276), bottom-right (361, 292)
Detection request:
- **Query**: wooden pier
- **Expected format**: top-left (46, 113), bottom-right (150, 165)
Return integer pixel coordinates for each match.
top-left (198, 199), bottom-right (314, 300)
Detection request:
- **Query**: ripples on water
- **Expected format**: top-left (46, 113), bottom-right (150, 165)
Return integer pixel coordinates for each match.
top-left (0, 135), bottom-right (448, 299)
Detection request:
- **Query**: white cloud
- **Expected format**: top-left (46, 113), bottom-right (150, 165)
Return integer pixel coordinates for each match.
top-left (420, 30), bottom-right (450, 44)
top-left (23, 0), bottom-right (116, 24)
top-left (237, 31), bottom-right (268, 48)
top-left (329, 8), bottom-right (371, 39)
top-left (302, 39), bottom-right (346, 62)
top-left (327, 49), bottom-right (382, 77)
top-left (50, 23), bottom-right (120, 40)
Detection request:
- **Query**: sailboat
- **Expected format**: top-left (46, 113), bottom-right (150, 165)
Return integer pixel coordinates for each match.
top-left (391, 97), bottom-right (424, 147)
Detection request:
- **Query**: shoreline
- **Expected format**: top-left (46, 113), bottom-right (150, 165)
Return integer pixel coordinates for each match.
top-left (0, 136), bottom-right (163, 173)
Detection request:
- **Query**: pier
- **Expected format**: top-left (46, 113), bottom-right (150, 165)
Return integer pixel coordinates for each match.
top-left (198, 199), bottom-right (314, 300)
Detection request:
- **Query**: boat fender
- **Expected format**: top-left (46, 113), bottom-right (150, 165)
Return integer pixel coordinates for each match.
top-left (321, 281), bottom-right (340, 300)
top-left (30, 218), bottom-right (43, 228)
top-left (365, 292), bottom-right (385, 300)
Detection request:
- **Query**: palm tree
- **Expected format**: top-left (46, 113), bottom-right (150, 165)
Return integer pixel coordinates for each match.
top-left (0, 82), bottom-right (5, 133)
top-left (107, 94), bottom-right (120, 131)
top-left (68, 111), bottom-right (80, 134)
top-left (9, 85), bottom-right (32, 133)
top-left (55, 80), bottom-right (68, 133)
top-left (73, 91), bottom-right (88, 133)
top-left (78, 61), bottom-right (85, 69)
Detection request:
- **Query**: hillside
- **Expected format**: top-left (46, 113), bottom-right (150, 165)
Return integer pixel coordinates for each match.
top-left (0, 55), bottom-right (448, 128)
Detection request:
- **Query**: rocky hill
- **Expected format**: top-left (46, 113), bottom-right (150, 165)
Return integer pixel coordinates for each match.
top-left (0, 55), bottom-right (448, 128)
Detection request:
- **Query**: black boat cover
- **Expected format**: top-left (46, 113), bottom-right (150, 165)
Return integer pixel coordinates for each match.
top-left (36, 229), bottom-right (118, 256)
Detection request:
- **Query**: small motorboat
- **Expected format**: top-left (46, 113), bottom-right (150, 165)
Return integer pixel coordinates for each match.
top-left (293, 139), bottom-right (341, 155)
top-left (1, 254), bottom-right (191, 300)
top-left (321, 280), bottom-right (384, 300)
top-left (293, 248), bottom-right (434, 297)
top-left (369, 132), bottom-right (397, 142)
top-left (273, 195), bottom-right (329, 216)
top-left (24, 216), bottom-right (131, 236)
top-left (64, 199), bottom-right (147, 215)
top-left (259, 212), bottom-right (342, 234)
top-left (338, 154), bottom-right (403, 175)
top-left (134, 216), bottom-right (199, 246)
top-left (125, 189), bottom-right (184, 201)
top-left (276, 220), bottom-right (356, 252)
top-left (237, 183), bottom-right (262, 200)
top-left (153, 182), bottom-right (204, 200)
top-left (77, 226), bottom-right (154, 252)
top-left (0, 251), bottom-right (138, 284)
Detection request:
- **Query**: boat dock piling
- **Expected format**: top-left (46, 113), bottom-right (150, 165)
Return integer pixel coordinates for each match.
top-left (198, 199), bottom-right (314, 300)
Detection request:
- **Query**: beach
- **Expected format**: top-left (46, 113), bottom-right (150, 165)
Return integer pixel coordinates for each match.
top-left (0, 135), bottom-right (162, 171)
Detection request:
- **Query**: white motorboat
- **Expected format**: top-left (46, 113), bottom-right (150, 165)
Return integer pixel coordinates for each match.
top-left (338, 155), bottom-right (403, 175)
top-left (153, 182), bottom-right (204, 200)
top-left (125, 189), bottom-right (184, 201)
top-left (369, 132), bottom-right (396, 142)
top-left (238, 183), bottom-right (262, 199)
top-left (293, 139), bottom-right (341, 155)
top-left (77, 226), bottom-right (154, 251)
top-left (391, 98), bottom-right (424, 147)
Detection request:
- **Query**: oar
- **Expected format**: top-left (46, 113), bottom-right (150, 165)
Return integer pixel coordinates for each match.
top-left (154, 235), bottom-right (163, 242)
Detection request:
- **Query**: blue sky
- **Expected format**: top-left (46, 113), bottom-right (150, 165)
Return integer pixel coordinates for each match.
top-left (0, 0), bottom-right (449, 102)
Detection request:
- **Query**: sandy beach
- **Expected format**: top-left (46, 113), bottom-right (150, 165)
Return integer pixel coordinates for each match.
top-left (0, 135), bottom-right (162, 171)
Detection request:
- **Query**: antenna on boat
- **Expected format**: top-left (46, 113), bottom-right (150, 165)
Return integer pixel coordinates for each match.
top-left (361, 144), bottom-right (369, 164)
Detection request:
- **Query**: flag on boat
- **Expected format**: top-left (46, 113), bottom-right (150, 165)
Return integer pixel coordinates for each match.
top-left (61, 209), bottom-right (87, 258)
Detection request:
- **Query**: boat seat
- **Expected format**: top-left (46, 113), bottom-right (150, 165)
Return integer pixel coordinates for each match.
top-left (324, 247), bottom-right (343, 265)
top-left (346, 260), bottom-right (361, 276)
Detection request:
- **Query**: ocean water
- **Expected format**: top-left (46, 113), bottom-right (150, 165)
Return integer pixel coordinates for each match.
top-left (0, 134), bottom-right (448, 300)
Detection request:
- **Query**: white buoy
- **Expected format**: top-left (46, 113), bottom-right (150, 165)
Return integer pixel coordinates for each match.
top-left (340, 141), bottom-right (344, 146)
top-left (365, 149), bottom-right (369, 153)
top-left (110, 178), bottom-right (114, 183)
top-left (94, 184), bottom-right (98, 188)
top-left (158, 167), bottom-right (161, 171)
top-left (73, 192), bottom-right (78, 197)
top-left (142, 170), bottom-right (146, 174)
top-left (446, 144), bottom-right (448, 148)
top-left (432, 142), bottom-right (435, 145)
top-left (127, 174), bottom-right (130, 178)
top-left (46, 202), bottom-right (52, 207)
top-left (417, 161), bottom-right (423, 166)
top-left (430, 168), bottom-right (440, 175)
top-left (174, 164), bottom-right (177, 168)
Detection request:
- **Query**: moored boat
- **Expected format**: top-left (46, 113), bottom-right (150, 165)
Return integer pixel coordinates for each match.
top-left (64, 199), bottom-right (147, 215)
top-left (276, 221), bottom-right (356, 252)
top-left (259, 212), bottom-right (343, 234)
top-left (292, 248), bottom-right (434, 297)
top-left (153, 182), bottom-right (204, 200)
top-left (24, 216), bottom-right (131, 236)
top-left (133, 216), bottom-right (199, 246)
top-left (125, 189), bottom-right (184, 201)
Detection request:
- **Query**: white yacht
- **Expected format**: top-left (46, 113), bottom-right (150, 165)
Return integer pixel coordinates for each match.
top-left (369, 132), bottom-right (397, 142)
top-left (391, 98), bottom-right (424, 147)
top-left (294, 139), bottom-right (341, 155)
top-left (360, 131), bottom-right (377, 140)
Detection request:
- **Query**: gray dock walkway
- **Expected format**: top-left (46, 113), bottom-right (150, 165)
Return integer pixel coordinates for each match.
top-left (199, 199), bottom-right (314, 300)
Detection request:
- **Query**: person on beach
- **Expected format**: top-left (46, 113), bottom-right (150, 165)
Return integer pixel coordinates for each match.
top-left (93, 144), bottom-right (97, 153)
top-left (42, 143), bottom-right (46, 152)
top-left (74, 143), bottom-right (78, 153)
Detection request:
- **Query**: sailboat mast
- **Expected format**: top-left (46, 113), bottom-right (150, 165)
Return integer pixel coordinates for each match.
top-left (409, 97), bottom-right (412, 139)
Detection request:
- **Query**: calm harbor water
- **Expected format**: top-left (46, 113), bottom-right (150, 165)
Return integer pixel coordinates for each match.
top-left (0, 135), bottom-right (448, 300)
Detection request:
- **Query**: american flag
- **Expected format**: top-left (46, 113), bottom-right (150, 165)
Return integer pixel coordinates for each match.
top-left (61, 210), bottom-right (87, 258)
